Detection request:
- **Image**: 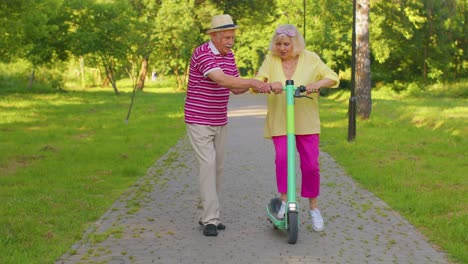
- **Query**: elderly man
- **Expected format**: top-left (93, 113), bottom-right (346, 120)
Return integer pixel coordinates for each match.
top-left (184, 14), bottom-right (269, 236)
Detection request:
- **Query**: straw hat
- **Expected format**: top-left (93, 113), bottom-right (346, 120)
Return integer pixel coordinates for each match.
top-left (206, 14), bottom-right (239, 34)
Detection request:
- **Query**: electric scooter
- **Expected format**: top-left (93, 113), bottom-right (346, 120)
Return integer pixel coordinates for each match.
top-left (266, 80), bottom-right (310, 244)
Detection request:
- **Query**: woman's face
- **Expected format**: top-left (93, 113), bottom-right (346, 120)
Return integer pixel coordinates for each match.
top-left (275, 36), bottom-right (294, 60)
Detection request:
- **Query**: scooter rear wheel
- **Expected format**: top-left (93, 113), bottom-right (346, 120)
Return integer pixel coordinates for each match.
top-left (287, 212), bottom-right (298, 244)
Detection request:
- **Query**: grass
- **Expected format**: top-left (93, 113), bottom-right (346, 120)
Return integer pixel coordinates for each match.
top-left (319, 89), bottom-right (467, 263)
top-left (0, 76), bottom-right (466, 263)
top-left (0, 79), bottom-right (186, 264)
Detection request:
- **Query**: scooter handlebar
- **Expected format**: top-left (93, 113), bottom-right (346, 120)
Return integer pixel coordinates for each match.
top-left (294, 85), bottom-right (317, 99)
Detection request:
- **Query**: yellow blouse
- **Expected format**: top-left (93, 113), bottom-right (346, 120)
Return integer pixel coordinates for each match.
top-left (256, 50), bottom-right (340, 139)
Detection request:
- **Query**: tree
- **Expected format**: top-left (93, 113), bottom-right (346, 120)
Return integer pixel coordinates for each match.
top-left (127, 0), bottom-right (163, 90)
top-left (67, 0), bottom-right (136, 94)
top-left (152, 0), bottom-right (220, 90)
top-left (226, 1), bottom-right (278, 76)
top-left (356, 0), bottom-right (371, 118)
top-left (1, 0), bottom-right (465, 93)
top-left (451, 0), bottom-right (467, 79)
top-left (0, 0), bottom-right (70, 88)
top-left (0, 0), bottom-right (28, 63)
top-left (370, 0), bottom-right (465, 84)
top-left (306, 0), bottom-right (351, 73)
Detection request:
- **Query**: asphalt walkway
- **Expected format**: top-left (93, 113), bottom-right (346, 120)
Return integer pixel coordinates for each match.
top-left (56, 93), bottom-right (449, 264)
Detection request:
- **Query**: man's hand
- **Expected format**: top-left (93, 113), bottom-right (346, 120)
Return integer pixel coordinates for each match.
top-left (270, 82), bottom-right (283, 94)
top-left (251, 79), bottom-right (271, 93)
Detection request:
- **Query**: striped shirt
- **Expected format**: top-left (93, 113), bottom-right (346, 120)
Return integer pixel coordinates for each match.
top-left (184, 41), bottom-right (240, 126)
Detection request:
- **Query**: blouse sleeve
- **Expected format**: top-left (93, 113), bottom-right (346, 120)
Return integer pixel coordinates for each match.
top-left (315, 53), bottom-right (340, 88)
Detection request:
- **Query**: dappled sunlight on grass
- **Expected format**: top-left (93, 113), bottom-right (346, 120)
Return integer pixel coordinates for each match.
top-left (0, 87), bottom-right (187, 264)
top-left (167, 113), bottom-right (184, 118)
top-left (400, 102), bottom-right (468, 136)
top-left (319, 90), bottom-right (467, 263)
top-left (143, 87), bottom-right (182, 94)
top-left (0, 93), bottom-right (109, 125)
top-left (321, 120), bottom-right (347, 129)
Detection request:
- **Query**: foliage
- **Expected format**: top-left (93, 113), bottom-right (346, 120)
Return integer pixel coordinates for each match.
top-left (0, 84), bottom-right (186, 264)
top-left (65, 0), bottom-right (138, 94)
top-left (0, 0), bottom-right (68, 64)
top-left (1, 0), bottom-right (465, 91)
top-left (151, 0), bottom-right (211, 89)
top-left (370, 0), bottom-right (465, 83)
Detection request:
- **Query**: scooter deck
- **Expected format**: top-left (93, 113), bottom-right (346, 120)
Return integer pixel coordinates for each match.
top-left (266, 197), bottom-right (286, 230)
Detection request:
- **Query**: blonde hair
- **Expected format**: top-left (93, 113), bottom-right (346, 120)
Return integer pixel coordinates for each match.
top-left (269, 24), bottom-right (305, 57)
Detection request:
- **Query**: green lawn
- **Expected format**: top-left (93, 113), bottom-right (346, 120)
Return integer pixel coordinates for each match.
top-left (0, 84), bottom-right (186, 264)
top-left (319, 90), bottom-right (467, 263)
top-left (0, 82), bottom-right (466, 263)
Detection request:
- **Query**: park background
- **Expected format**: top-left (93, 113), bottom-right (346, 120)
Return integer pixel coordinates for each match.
top-left (0, 0), bottom-right (466, 263)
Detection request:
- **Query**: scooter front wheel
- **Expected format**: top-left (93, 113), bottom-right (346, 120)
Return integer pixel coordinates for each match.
top-left (287, 212), bottom-right (298, 244)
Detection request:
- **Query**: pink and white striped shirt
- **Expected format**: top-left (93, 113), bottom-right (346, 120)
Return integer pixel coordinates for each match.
top-left (184, 41), bottom-right (240, 126)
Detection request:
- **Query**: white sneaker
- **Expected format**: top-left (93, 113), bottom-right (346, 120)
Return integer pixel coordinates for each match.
top-left (309, 208), bottom-right (324, 231)
top-left (277, 201), bottom-right (286, 219)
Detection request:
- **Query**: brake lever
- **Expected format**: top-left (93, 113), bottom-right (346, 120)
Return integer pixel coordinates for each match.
top-left (294, 85), bottom-right (316, 100)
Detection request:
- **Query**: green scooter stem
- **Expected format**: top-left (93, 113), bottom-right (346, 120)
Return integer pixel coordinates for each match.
top-left (285, 80), bottom-right (298, 208)
top-left (266, 80), bottom-right (303, 244)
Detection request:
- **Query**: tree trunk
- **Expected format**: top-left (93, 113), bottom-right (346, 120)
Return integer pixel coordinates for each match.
top-left (356, 0), bottom-right (371, 119)
top-left (174, 67), bottom-right (182, 90)
top-left (79, 56), bottom-right (85, 88)
top-left (28, 68), bottom-right (35, 88)
top-left (136, 56), bottom-right (149, 90)
top-left (102, 59), bottom-right (119, 95)
top-left (102, 75), bottom-right (110, 87)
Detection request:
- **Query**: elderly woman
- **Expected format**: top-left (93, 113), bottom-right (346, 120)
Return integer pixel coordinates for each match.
top-left (256, 24), bottom-right (340, 232)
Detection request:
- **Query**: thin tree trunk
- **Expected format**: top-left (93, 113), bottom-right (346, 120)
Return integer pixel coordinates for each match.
top-left (79, 56), bottom-right (85, 88)
top-left (173, 66), bottom-right (183, 90)
top-left (102, 75), bottom-right (110, 87)
top-left (102, 58), bottom-right (119, 95)
top-left (108, 67), bottom-right (119, 95)
top-left (356, 0), bottom-right (371, 119)
top-left (136, 56), bottom-right (149, 90)
top-left (423, 43), bottom-right (428, 82)
top-left (423, 6), bottom-right (435, 82)
top-left (28, 68), bottom-right (35, 88)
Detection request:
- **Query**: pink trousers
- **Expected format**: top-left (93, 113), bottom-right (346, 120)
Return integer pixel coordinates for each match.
top-left (272, 134), bottom-right (320, 198)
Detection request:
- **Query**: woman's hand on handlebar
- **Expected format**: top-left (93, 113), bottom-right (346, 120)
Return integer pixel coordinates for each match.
top-left (305, 82), bottom-right (320, 94)
top-left (270, 82), bottom-right (283, 94)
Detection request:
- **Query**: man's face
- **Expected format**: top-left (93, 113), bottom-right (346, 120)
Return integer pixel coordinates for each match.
top-left (211, 30), bottom-right (236, 56)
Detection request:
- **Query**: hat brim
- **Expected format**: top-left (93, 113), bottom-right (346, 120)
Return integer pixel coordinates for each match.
top-left (206, 25), bottom-right (239, 34)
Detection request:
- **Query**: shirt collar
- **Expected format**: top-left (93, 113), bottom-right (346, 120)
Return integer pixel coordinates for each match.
top-left (208, 41), bottom-right (220, 55)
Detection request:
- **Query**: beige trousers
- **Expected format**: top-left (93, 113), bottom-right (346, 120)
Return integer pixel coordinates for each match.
top-left (186, 124), bottom-right (227, 226)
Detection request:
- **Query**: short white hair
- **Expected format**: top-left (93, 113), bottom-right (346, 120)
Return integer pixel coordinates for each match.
top-left (269, 24), bottom-right (305, 57)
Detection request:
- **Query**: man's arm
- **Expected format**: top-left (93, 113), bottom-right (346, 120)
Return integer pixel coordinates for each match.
top-left (207, 69), bottom-right (269, 94)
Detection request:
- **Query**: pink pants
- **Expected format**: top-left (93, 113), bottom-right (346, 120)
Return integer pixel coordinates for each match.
top-left (272, 134), bottom-right (320, 198)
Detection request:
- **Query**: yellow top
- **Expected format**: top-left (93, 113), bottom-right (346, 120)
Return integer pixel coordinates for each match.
top-left (256, 50), bottom-right (340, 139)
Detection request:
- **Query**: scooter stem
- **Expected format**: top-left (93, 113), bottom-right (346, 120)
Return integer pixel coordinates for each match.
top-left (285, 80), bottom-right (297, 207)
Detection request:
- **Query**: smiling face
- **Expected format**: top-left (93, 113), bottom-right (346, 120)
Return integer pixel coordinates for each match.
top-left (275, 36), bottom-right (294, 60)
top-left (211, 30), bottom-right (236, 56)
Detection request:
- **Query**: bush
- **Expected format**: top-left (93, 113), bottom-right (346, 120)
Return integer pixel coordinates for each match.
top-left (402, 82), bottom-right (423, 97)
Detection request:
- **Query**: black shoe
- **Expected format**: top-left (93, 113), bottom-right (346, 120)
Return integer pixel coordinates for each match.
top-left (203, 224), bottom-right (218, 236)
top-left (199, 221), bottom-right (226, 230)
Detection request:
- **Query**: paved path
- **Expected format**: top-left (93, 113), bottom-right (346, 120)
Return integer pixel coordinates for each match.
top-left (56, 94), bottom-right (449, 264)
